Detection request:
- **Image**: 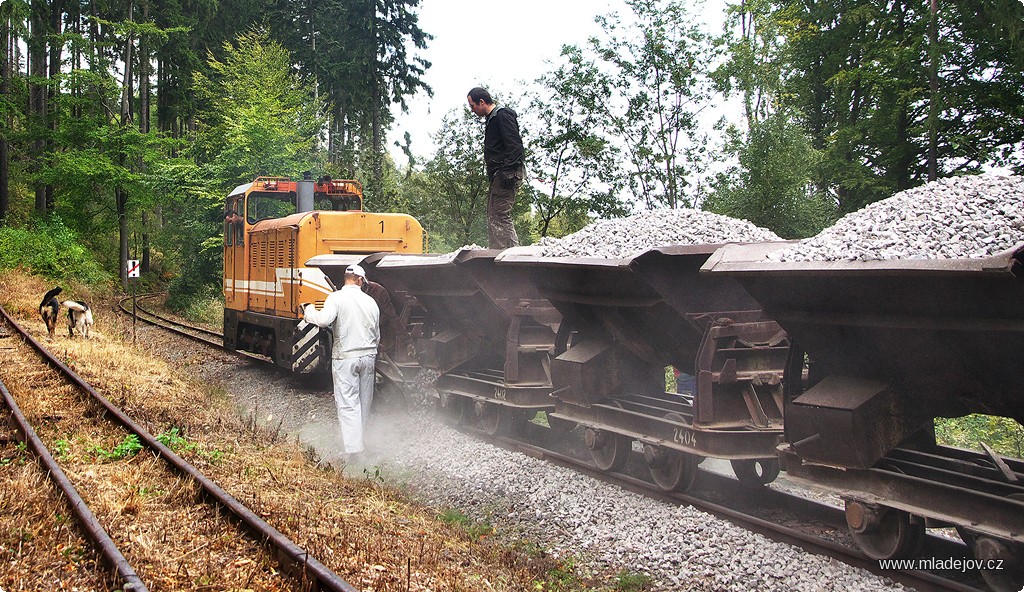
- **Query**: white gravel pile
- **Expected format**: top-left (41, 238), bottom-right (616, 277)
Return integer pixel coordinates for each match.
top-left (767, 174), bottom-right (1024, 262)
top-left (365, 413), bottom-right (905, 592)
top-left (435, 244), bottom-right (485, 263)
top-left (539, 209), bottom-right (782, 258)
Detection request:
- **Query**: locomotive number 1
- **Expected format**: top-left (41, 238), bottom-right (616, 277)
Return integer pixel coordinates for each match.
top-left (379, 220), bottom-right (384, 233)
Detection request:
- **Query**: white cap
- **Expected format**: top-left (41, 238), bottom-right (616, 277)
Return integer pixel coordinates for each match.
top-left (345, 264), bottom-right (366, 278)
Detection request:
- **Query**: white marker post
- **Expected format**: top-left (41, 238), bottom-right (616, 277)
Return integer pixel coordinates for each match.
top-left (127, 259), bottom-right (140, 342)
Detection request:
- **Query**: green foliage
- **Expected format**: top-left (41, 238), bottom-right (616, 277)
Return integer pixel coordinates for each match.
top-left (437, 508), bottom-right (493, 539)
top-left (154, 29), bottom-right (331, 303)
top-left (527, 49), bottom-right (629, 236)
top-left (361, 464), bottom-right (386, 484)
top-left (147, 159), bottom-right (225, 308)
top-left (934, 415), bottom-right (1024, 459)
top-left (532, 556), bottom-right (584, 591)
top-left (156, 427), bottom-right (197, 453)
top-left (0, 216), bottom-right (109, 282)
top-left (704, 113), bottom-right (835, 239)
top-left (191, 28), bottom-right (327, 183)
top-left (546, 0), bottom-right (721, 209)
top-left (92, 434), bottom-right (143, 462)
top-left (613, 570), bottom-right (654, 592)
top-left (156, 427), bottom-right (223, 461)
top-left (53, 439), bottom-right (70, 459)
top-left (409, 109), bottom-right (492, 248)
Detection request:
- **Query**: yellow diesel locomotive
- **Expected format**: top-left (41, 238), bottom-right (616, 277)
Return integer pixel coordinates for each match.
top-left (223, 174), bottom-right (425, 372)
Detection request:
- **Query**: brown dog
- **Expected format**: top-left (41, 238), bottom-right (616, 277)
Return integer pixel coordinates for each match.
top-left (39, 287), bottom-right (62, 338)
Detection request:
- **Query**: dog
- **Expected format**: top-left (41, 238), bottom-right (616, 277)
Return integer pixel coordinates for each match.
top-left (39, 287), bottom-right (62, 338)
top-left (62, 300), bottom-right (93, 339)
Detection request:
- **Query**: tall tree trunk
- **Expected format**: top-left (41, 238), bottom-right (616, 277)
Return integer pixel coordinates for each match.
top-left (29, 0), bottom-right (48, 215)
top-left (0, 9), bottom-right (10, 224)
top-left (44, 0), bottom-right (62, 212)
top-left (139, 0), bottom-right (151, 273)
top-left (928, 0), bottom-right (939, 182)
top-left (118, 0), bottom-right (134, 288)
top-left (369, 9), bottom-right (383, 200)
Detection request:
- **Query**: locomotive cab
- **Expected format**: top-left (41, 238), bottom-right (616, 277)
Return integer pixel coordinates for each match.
top-left (223, 174), bottom-right (425, 372)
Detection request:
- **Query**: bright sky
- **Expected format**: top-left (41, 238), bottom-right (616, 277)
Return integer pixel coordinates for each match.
top-left (386, 0), bottom-right (631, 165)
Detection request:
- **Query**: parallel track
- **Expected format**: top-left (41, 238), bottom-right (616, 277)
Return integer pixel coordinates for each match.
top-left (0, 305), bottom-right (359, 592)
top-left (118, 293), bottom-right (276, 366)
top-left (122, 300), bottom-right (988, 592)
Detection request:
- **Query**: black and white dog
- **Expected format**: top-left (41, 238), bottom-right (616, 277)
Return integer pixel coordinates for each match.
top-left (63, 300), bottom-right (93, 339)
top-left (39, 287), bottom-right (62, 338)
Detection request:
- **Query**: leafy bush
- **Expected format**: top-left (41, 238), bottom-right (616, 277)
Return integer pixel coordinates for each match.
top-left (935, 415), bottom-right (1024, 458)
top-left (0, 217), bottom-right (109, 283)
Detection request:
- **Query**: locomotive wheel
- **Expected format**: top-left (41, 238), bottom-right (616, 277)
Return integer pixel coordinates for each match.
top-left (584, 427), bottom-right (631, 472)
top-left (476, 401), bottom-right (523, 437)
top-left (972, 535), bottom-right (1024, 592)
top-left (845, 501), bottom-right (925, 560)
top-left (730, 458), bottom-right (781, 487)
top-left (644, 444), bottom-right (699, 492)
top-left (438, 392), bottom-right (469, 425)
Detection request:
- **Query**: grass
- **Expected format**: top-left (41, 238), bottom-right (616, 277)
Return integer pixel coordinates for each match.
top-left (0, 267), bottom-right (614, 591)
top-left (613, 570), bottom-right (654, 591)
top-left (437, 508), bottom-right (494, 539)
top-left (91, 434), bottom-right (143, 461)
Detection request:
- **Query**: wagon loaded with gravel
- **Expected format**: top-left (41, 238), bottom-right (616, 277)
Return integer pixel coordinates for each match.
top-left (349, 249), bottom-right (562, 436)
top-left (497, 210), bottom-right (792, 492)
top-left (703, 175), bottom-right (1024, 591)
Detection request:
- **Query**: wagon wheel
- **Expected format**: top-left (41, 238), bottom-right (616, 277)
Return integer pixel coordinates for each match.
top-left (476, 401), bottom-right (524, 437)
top-left (972, 535), bottom-right (1024, 592)
top-left (643, 412), bottom-right (699, 492)
top-left (845, 501), bottom-right (925, 560)
top-left (643, 444), bottom-right (699, 492)
top-left (437, 392), bottom-right (470, 425)
top-left (730, 458), bottom-right (781, 487)
top-left (584, 427), bottom-right (631, 472)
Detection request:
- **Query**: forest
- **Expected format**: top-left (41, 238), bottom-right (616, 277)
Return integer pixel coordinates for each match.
top-left (1, 0), bottom-right (1023, 308)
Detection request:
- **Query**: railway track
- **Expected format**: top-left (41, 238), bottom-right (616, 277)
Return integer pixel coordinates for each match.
top-left (476, 423), bottom-right (987, 592)
top-left (118, 293), bottom-right (274, 361)
top-left (0, 304), bottom-right (359, 592)
top-left (122, 299), bottom-right (991, 592)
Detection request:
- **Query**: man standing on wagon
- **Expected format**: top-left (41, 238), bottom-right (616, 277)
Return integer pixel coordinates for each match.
top-left (302, 264), bottom-right (380, 463)
top-left (467, 86), bottom-right (525, 249)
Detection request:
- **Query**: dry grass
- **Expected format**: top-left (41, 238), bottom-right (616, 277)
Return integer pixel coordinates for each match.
top-left (0, 269), bottom-right (604, 592)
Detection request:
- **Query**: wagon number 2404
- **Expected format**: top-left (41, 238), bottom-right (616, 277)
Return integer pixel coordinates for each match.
top-left (673, 428), bottom-right (697, 448)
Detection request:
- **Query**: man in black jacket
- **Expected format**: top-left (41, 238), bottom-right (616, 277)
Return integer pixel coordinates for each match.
top-left (467, 87), bottom-right (525, 249)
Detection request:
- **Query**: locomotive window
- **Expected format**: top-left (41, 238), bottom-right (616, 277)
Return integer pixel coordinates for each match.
top-left (225, 197), bottom-right (245, 246)
top-left (330, 196), bottom-right (361, 211)
top-left (314, 195), bottom-right (334, 211)
top-left (235, 216), bottom-right (244, 245)
top-left (247, 194), bottom-right (294, 224)
top-left (311, 194), bottom-right (362, 212)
